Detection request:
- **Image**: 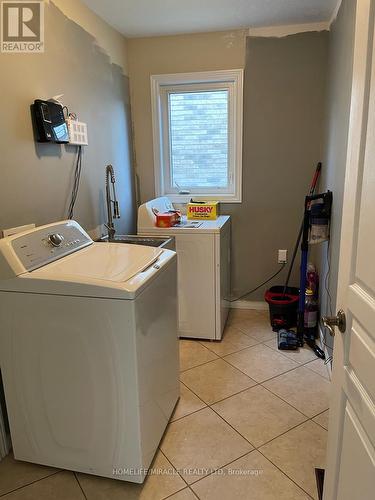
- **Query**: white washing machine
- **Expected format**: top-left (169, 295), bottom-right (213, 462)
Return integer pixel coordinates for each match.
top-left (138, 197), bottom-right (231, 340)
top-left (0, 220), bottom-right (179, 483)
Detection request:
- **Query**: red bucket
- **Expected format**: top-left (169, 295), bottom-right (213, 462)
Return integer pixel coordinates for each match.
top-left (265, 286), bottom-right (299, 332)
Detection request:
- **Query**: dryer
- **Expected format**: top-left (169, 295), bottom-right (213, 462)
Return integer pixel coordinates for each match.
top-left (0, 220), bottom-right (179, 483)
top-left (138, 197), bottom-right (231, 340)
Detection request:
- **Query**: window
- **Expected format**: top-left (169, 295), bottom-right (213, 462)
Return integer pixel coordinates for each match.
top-left (151, 70), bottom-right (243, 203)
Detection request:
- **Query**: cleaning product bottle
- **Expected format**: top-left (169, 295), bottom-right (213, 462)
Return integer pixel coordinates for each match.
top-left (307, 262), bottom-right (319, 299)
top-left (304, 288), bottom-right (318, 337)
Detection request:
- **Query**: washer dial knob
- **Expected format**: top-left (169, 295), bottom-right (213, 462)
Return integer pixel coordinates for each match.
top-left (48, 233), bottom-right (64, 247)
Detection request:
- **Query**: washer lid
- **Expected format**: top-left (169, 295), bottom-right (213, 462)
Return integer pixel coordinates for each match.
top-left (31, 243), bottom-right (163, 284)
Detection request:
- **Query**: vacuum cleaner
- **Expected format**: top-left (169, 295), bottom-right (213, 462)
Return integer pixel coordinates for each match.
top-left (296, 190), bottom-right (332, 358)
top-left (265, 162), bottom-right (333, 359)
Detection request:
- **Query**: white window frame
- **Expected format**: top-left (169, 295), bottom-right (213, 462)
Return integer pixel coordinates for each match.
top-left (150, 69), bottom-right (243, 203)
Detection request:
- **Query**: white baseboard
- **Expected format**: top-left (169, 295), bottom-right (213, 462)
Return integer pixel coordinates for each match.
top-left (229, 300), bottom-right (268, 311)
top-left (318, 324), bottom-right (333, 380)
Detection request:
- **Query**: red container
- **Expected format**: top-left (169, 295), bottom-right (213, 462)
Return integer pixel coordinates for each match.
top-left (265, 286), bottom-right (299, 332)
top-left (155, 213), bottom-right (176, 228)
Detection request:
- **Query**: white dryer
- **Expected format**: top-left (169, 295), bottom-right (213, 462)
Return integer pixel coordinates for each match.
top-left (0, 220), bottom-right (179, 484)
top-left (138, 197), bottom-right (231, 340)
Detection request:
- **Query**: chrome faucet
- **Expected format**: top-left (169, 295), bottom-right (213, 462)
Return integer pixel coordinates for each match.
top-left (105, 164), bottom-right (120, 240)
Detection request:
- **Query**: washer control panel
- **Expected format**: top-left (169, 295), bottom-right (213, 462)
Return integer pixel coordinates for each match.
top-left (11, 221), bottom-right (93, 272)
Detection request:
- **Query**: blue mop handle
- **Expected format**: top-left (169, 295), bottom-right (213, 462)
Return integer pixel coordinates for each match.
top-left (297, 199), bottom-right (311, 345)
top-left (298, 252), bottom-right (308, 313)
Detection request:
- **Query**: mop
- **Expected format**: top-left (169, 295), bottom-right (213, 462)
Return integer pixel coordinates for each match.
top-left (276, 163), bottom-right (321, 352)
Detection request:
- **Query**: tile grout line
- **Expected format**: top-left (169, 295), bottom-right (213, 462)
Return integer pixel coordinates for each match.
top-left (161, 398), bottom-right (257, 490)
top-left (197, 335), bottom-right (265, 356)
top-left (158, 448), bottom-right (190, 490)
top-left (187, 449), bottom-right (256, 487)
top-left (163, 486), bottom-right (199, 500)
top-left (232, 324), bottom-right (332, 377)
top-left (311, 409), bottom-right (329, 431)
top-left (255, 417), bottom-right (326, 450)
top-left (212, 394), bottom-right (327, 498)
top-left (176, 381), bottom-right (258, 414)
top-left (170, 381), bottom-right (207, 423)
top-left (303, 362), bottom-right (332, 382)
top-left (179, 340), bottom-right (220, 372)
top-left (174, 327), bottom-right (327, 495)
top-left (225, 316), bottom-right (328, 368)
top-left (231, 323), bottom-right (278, 340)
top-left (209, 403), bottom-right (311, 453)
top-left (184, 362), bottom-right (320, 500)
top-left (180, 343), bottom-right (258, 372)
top-left (179, 358), bottom-right (218, 373)
top-left (208, 404), bottom-right (258, 448)
top-left (218, 343), bottom-right (331, 415)
top-left (173, 432), bottom-right (315, 500)
top-left (182, 341), bottom-right (310, 389)
top-left (180, 357), bottom-right (258, 398)
top-left (172, 331), bottom-right (330, 497)
top-left (170, 382), bottom-right (324, 468)
top-left (259, 380), bottom-right (329, 419)
top-left (172, 377), bottom-right (325, 426)
top-left (312, 408), bottom-right (329, 418)
top-left (184, 327), bottom-right (325, 374)
top-left (258, 383), bottom-right (326, 420)
top-left (186, 320), bottom-right (325, 380)
top-left (313, 420), bottom-right (329, 431)
top-left (0, 470), bottom-right (62, 498)
top-left (179, 379), bottom-right (207, 405)
top-left (177, 350), bottom-right (329, 422)
top-left (256, 334), bottom-right (318, 361)
top-left (156, 328), bottom-right (326, 498)
top-left (256, 448), bottom-right (315, 500)
top-left (180, 356), bottom-right (235, 376)
top-left (222, 357), bottom-right (303, 387)
top-left (166, 381), bottom-right (328, 495)
top-left (73, 472), bottom-right (88, 500)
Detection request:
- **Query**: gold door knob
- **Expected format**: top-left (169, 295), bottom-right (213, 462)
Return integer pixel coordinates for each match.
top-left (322, 310), bottom-right (346, 337)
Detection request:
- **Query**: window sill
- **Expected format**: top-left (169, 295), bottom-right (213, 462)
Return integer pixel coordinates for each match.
top-left (162, 193), bottom-right (242, 204)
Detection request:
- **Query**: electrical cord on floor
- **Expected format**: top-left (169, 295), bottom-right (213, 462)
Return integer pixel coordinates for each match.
top-left (67, 145), bottom-right (83, 220)
top-left (228, 263), bottom-right (286, 302)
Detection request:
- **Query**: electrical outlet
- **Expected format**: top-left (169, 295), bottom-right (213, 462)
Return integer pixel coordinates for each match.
top-left (278, 249), bottom-right (287, 264)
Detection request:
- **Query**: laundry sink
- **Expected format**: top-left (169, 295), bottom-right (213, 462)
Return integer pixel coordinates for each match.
top-left (97, 234), bottom-right (175, 250)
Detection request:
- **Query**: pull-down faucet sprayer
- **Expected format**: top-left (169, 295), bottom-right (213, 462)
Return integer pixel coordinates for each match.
top-left (105, 164), bottom-right (120, 240)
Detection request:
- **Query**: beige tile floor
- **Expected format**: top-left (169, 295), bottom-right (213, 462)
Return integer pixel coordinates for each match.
top-left (0, 309), bottom-right (331, 500)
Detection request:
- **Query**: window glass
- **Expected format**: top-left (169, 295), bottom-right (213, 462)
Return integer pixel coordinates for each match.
top-left (169, 90), bottom-right (229, 189)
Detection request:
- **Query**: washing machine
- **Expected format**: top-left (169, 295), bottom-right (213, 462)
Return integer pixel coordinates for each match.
top-left (0, 220), bottom-right (179, 484)
top-left (138, 197), bottom-right (231, 340)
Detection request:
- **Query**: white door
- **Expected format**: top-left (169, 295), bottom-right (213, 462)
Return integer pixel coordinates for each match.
top-left (323, 1), bottom-right (375, 498)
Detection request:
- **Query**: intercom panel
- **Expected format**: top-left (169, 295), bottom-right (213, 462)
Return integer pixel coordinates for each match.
top-left (31, 99), bottom-right (69, 143)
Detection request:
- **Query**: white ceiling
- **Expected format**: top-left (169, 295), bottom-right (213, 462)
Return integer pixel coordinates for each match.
top-left (82, 0), bottom-right (339, 38)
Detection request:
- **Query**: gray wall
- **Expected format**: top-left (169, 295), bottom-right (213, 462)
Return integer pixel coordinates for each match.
top-left (0, 2), bottom-right (136, 237)
top-left (223, 32), bottom-right (329, 300)
top-left (317, 0), bottom-right (357, 353)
